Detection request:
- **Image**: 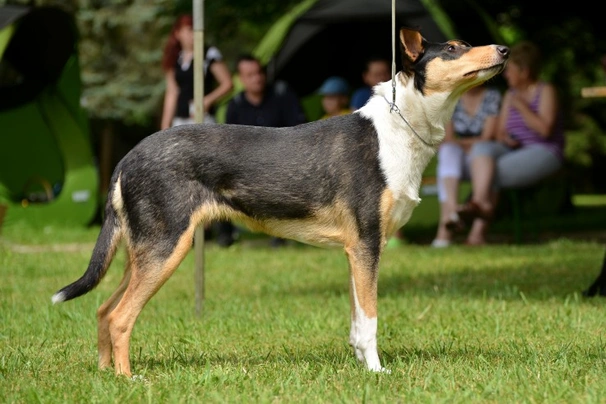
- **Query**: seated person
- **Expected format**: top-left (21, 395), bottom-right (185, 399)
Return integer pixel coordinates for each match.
top-left (446, 41), bottom-right (565, 245)
top-left (318, 76), bottom-right (352, 119)
top-left (432, 84), bottom-right (501, 247)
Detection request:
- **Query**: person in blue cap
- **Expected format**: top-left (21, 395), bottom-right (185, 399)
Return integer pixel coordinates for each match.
top-left (318, 76), bottom-right (352, 119)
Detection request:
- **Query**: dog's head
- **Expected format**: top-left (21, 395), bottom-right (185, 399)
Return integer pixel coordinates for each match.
top-left (399, 27), bottom-right (509, 96)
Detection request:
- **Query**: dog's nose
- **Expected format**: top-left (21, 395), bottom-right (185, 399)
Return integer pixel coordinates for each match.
top-left (497, 45), bottom-right (510, 57)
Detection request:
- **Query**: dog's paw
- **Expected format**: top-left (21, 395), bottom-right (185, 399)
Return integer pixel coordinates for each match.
top-left (368, 365), bottom-right (391, 374)
top-left (130, 374), bottom-right (149, 383)
top-left (353, 348), bottom-right (365, 363)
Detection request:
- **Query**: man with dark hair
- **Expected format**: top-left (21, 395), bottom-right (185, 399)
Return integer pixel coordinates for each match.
top-left (226, 54), bottom-right (306, 127)
top-left (350, 57), bottom-right (391, 110)
top-left (216, 54), bottom-right (306, 247)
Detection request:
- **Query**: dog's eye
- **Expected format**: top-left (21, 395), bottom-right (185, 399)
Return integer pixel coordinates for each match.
top-left (446, 41), bottom-right (471, 52)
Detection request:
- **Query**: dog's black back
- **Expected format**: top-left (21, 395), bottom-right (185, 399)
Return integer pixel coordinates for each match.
top-left (119, 114), bottom-right (385, 222)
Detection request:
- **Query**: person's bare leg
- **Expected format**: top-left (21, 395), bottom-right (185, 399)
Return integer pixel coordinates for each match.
top-left (466, 191), bottom-right (498, 245)
top-left (466, 219), bottom-right (487, 245)
top-left (470, 156), bottom-right (495, 212)
top-left (434, 177), bottom-right (459, 243)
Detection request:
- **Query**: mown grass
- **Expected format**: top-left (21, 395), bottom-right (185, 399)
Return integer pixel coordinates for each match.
top-left (1, 223), bottom-right (606, 403)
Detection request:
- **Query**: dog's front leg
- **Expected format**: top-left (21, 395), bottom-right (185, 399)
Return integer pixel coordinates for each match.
top-left (345, 243), bottom-right (385, 372)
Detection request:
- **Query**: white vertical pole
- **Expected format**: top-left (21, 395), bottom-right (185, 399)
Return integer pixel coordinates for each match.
top-left (193, 0), bottom-right (205, 316)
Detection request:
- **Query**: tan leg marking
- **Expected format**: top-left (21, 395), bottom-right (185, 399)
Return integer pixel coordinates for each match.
top-left (97, 256), bottom-right (131, 370)
top-left (106, 202), bottom-right (231, 376)
top-left (346, 245), bottom-right (377, 318)
top-left (379, 190), bottom-right (397, 245)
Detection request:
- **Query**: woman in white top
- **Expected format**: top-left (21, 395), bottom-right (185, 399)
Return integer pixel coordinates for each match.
top-left (432, 84), bottom-right (502, 247)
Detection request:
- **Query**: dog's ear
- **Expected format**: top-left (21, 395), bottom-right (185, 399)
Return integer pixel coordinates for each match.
top-left (399, 27), bottom-right (425, 76)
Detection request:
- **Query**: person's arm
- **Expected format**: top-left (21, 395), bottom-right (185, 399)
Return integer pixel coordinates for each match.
top-left (444, 120), bottom-right (456, 143)
top-left (494, 90), bottom-right (519, 147)
top-left (479, 115), bottom-right (499, 141)
top-left (204, 60), bottom-right (233, 113)
top-left (510, 83), bottom-right (559, 138)
top-left (479, 89), bottom-right (501, 141)
top-left (161, 69), bottom-right (178, 130)
top-left (456, 112), bottom-right (499, 151)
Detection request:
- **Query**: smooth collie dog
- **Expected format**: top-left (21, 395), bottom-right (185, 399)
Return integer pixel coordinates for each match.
top-left (52, 28), bottom-right (509, 376)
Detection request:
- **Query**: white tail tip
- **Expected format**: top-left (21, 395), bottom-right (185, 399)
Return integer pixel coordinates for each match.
top-left (51, 292), bottom-right (65, 304)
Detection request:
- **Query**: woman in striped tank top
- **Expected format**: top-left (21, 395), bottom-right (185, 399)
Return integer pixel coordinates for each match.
top-left (446, 41), bottom-right (565, 245)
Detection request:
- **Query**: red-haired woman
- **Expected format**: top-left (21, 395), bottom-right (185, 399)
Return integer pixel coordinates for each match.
top-left (160, 14), bottom-right (233, 129)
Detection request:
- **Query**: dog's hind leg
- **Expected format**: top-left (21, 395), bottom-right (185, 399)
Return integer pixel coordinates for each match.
top-left (345, 241), bottom-right (385, 372)
top-left (97, 255), bottom-right (132, 370)
top-left (106, 229), bottom-right (195, 377)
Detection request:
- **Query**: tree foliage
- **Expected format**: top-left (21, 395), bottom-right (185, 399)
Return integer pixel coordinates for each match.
top-left (1, 0), bottom-right (300, 125)
top-left (75, 1), bottom-right (175, 125)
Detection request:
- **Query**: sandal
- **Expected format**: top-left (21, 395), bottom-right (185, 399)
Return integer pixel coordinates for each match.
top-left (444, 212), bottom-right (466, 233)
top-left (456, 201), bottom-right (493, 225)
top-left (431, 239), bottom-right (451, 248)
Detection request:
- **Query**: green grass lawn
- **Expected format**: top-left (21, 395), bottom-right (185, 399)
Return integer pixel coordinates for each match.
top-left (1, 223), bottom-right (606, 403)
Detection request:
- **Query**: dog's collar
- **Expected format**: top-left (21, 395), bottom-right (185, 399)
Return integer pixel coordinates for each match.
top-left (383, 96), bottom-right (440, 148)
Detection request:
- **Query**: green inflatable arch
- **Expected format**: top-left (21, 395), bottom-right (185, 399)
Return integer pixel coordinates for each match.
top-left (0, 5), bottom-right (98, 227)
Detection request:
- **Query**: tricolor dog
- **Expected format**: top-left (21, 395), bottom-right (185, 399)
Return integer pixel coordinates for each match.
top-left (52, 28), bottom-right (509, 376)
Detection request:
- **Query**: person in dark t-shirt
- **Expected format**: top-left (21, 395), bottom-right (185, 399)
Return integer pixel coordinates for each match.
top-left (225, 55), bottom-right (306, 128)
top-left (160, 14), bottom-right (233, 129)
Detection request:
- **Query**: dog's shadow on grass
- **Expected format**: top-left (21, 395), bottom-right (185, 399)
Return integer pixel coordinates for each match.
top-left (133, 344), bottom-right (358, 374)
top-left (380, 262), bottom-right (595, 301)
top-left (279, 260), bottom-right (601, 302)
top-left (131, 338), bottom-right (606, 375)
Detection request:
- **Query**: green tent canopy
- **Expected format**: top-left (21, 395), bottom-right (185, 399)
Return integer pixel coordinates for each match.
top-left (0, 5), bottom-right (99, 227)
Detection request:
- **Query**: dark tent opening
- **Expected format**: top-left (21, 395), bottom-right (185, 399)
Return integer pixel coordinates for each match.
top-left (258, 0), bottom-right (448, 99)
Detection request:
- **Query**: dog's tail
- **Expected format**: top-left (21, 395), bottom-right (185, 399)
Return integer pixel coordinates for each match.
top-left (51, 195), bottom-right (122, 304)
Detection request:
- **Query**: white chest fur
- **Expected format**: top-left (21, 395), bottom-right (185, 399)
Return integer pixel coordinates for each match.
top-left (358, 79), bottom-right (447, 229)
